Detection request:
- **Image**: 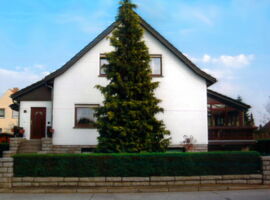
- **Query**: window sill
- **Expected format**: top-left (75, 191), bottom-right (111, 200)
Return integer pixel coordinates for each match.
top-left (98, 74), bottom-right (107, 77)
top-left (151, 75), bottom-right (163, 78)
top-left (73, 126), bottom-right (97, 129)
top-left (98, 75), bottom-right (163, 78)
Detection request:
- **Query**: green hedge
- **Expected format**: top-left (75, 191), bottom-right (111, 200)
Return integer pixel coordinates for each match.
top-left (13, 152), bottom-right (261, 177)
top-left (0, 143), bottom-right (9, 157)
top-left (255, 139), bottom-right (270, 155)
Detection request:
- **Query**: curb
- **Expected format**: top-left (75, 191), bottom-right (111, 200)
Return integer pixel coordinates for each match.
top-left (1, 184), bottom-right (269, 194)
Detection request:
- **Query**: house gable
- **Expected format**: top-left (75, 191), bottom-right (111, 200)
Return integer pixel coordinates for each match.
top-left (11, 15), bottom-right (216, 101)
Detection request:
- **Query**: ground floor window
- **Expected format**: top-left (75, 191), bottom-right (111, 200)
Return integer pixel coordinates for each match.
top-left (75, 104), bottom-right (99, 128)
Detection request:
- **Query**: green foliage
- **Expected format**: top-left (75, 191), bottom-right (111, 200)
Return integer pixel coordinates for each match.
top-left (0, 143), bottom-right (9, 157)
top-left (95, 0), bottom-right (170, 152)
top-left (13, 152), bottom-right (261, 177)
top-left (254, 139), bottom-right (270, 155)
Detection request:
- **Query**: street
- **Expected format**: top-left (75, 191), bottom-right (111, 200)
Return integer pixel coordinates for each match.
top-left (0, 189), bottom-right (269, 200)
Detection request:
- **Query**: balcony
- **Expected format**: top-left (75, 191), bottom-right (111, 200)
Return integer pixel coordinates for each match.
top-left (208, 126), bottom-right (256, 140)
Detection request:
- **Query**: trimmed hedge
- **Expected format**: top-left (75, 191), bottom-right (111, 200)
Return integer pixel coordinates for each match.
top-left (13, 152), bottom-right (261, 177)
top-left (255, 139), bottom-right (270, 155)
top-left (0, 143), bottom-right (9, 157)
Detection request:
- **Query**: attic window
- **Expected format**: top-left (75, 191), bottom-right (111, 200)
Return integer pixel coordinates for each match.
top-left (100, 55), bottom-right (109, 76)
top-left (99, 54), bottom-right (162, 77)
top-left (150, 55), bottom-right (162, 76)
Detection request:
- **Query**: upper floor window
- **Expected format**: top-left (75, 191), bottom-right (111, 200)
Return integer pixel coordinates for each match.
top-left (74, 104), bottom-right (99, 128)
top-left (99, 54), bottom-right (162, 76)
top-left (0, 109), bottom-right (5, 118)
top-left (150, 55), bottom-right (162, 76)
top-left (100, 55), bottom-right (109, 76)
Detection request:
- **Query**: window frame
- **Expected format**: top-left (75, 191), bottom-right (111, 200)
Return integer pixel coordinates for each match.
top-left (99, 54), bottom-right (163, 77)
top-left (0, 108), bottom-right (5, 118)
top-left (99, 54), bottom-right (108, 77)
top-left (74, 104), bottom-right (99, 129)
top-left (12, 110), bottom-right (18, 119)
top-left (150, 54), bottom-right (162, 77)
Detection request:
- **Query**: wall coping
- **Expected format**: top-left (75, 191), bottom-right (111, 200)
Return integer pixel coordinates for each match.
top-left (261, 156), bottom-right (270, 161)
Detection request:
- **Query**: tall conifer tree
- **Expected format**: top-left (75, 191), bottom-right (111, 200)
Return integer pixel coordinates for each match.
top-left (95, 0), bottom-right (170, 152)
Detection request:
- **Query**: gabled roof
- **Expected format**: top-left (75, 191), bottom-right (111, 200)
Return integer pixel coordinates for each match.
top-left (261, 121), bottom-right (270, 132)
top-left (207, 89), bottom-right (251, 110)
top-left (12, 15), bottom-right (216, 100)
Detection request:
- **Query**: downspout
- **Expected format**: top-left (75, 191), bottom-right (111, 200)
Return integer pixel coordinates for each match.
top-left (45, 82), bottom-right (53, 139)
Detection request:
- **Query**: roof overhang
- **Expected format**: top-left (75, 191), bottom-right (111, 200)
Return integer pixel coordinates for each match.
top-left (207, 89), bottom-right (251, 110)
top-left (11, 13), bottom-right (217, 100)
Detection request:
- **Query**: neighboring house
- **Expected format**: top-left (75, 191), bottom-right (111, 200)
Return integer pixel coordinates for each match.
top-left (207, 90), bottom-right (256, 150)
top-left (254, 121), bottom-right (270, 139)
top-left (0, 88), bottom-right (19, 134)
top-left (260, 121), bottom-right (270, 133)
top-left (11, 16), bottom-right (217, 151)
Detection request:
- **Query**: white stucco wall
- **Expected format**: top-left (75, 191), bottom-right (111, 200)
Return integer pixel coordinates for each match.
top-left (52, 29), bottom-right (208, 145)
top-left (19, 101), bottom-right (52, 139)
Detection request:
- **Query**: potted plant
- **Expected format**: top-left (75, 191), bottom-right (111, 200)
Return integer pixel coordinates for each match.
top-left (47, 126), bottom-right (54, 138)
top-left (12, 126), bottom-right (25, 138)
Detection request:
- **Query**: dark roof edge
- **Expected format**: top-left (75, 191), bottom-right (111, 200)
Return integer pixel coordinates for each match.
top-left (11, 22), bottom-right (117, 100)
top-left (12, 14), bottom-right (217, 99)
top-left (11, 79), bottom-right (45, 99)
top-left (43, 22), bottom-right (118, 82)
top-left (139, 18), bottom-right (217, 86)
top-left (207, 89), bottom-right (251, 109)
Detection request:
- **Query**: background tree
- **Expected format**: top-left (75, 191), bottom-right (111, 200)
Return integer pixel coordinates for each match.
top-left (95, 0), bottom-right (170, 153)
top-left (237, 95), bottom-right (254, 126)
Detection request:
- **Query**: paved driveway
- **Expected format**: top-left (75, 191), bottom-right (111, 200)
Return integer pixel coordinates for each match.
top-left (0, 189), bottom-right (269, 200)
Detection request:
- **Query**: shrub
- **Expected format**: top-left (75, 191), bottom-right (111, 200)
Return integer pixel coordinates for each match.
top-left (13, 152), bottom-right (261, 177)
top-left (255, 139), bottom-right (270, 155)
top-left (0, 143), bottom-right (9, 157)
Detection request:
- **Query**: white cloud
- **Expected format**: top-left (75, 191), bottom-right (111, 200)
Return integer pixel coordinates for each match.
top-left (199, 54), bottom-right (254, 68)
top-left (185, 53), bottom-right (255, 102)
top-left (0, 65), bottom-right (50, 94)
top-left (184, 53), bottom-right (255, 98)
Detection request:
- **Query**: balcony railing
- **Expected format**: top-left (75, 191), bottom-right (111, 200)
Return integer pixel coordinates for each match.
top-left (208, 126), bottom-right (256, 140)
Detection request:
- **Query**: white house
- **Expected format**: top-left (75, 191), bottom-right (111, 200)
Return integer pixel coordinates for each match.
top-left (11, 16), bottom-right (216, 151)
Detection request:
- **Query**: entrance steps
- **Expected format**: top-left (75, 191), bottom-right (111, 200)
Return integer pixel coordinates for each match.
top-left (17, 139), bottom-right (42, 154)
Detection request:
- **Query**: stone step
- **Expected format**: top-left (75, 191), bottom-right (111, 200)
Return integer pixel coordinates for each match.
top-left (2, 151), bottom-right (16, 158)
top-left (18, 150), bottom-right (39, 154)
top-left (20, 142), bottom-right (41, 145)
top-left (19, 145), bottom-right (41, 149)
top-left (17, 139), bottom-right (42, 154)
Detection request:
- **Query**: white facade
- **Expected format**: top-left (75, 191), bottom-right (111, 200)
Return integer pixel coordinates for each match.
top-left (19, 101), bottom-right (52, 139)
top-left (51, 29), bottom-right (208, 146)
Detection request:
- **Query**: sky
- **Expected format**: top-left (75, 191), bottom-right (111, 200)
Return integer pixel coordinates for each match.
top-left (0, 0), bottom-right (269, 125)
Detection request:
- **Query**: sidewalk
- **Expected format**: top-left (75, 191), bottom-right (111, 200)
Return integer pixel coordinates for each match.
top-left (0, 189), bottom-right (270, 200)
top-left (0, 184), bottom-right (269, 193)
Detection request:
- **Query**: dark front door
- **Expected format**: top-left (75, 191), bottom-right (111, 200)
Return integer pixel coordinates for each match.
top-left (30, 107), bottom-right (46, 139)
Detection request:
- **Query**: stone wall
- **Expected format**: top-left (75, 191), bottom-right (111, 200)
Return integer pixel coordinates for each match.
top-left (11, 174), bottom-right (263, 188)
top-left (262, 156), bottom-right (270, 184)
top-left (40, 138), bottom-right (95, 154)
top-left (40, 138), bottom-right (207, 153)
top-left (0, 157), bottom-right (13, 189)
top-left (2, 138), bottom-right (25, 158)
top-left (0, 138), bottom-right (269, 192)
